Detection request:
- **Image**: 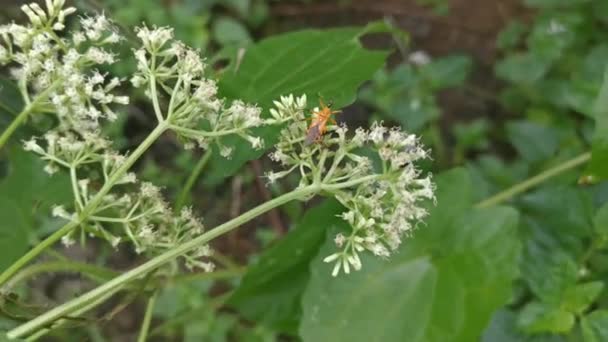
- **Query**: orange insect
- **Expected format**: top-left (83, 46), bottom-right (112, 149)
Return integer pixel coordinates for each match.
top-left (305, 98), bottom-right (341, 145)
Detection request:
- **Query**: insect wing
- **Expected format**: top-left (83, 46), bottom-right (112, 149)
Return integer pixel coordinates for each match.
top-left (305, 124), bottom-right (322, 145)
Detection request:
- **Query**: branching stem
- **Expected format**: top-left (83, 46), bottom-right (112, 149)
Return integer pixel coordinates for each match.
top-left (0, 123), bottom-right (168, 288)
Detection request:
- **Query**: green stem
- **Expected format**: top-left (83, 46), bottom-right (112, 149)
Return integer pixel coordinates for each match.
top-left (6, 184), bottom-right (320, 339)
top-left (174, 150), bottom-right (212, 211)
top-left (475, 152), bottom-right (591, 208)
top-left (0, 123), bottom-right (168, 288)
top-left (137, 290), bottom-right (159, 342)
top-left (0, 104), bottom-right (34, 150)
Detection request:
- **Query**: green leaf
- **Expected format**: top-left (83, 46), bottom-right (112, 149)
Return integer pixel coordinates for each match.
top-left (0, 198), bottom-right (30, 272)
top-left (562, 281), bottom-right (604, 315)
top-left (212, 16), bottom-right (252, 46)
top-left (482, 310), bottom-right (527, 342)
top-left (581, 310), bottom-right (608, 342)
top-left (518, 186), bottom-right (595, 311)
top-left (523, 250), bottom-right (579, 304)
top-left (526, 13), bottom-right (583, 60)
top-left (0, 147), bottom-right (71, 213)
top-left (300, 168), bottom-right (521, 342)
top-left (517, 302), bottom-right (575, 334)
top-left (520, 186), bottom-right (593, 258)
top-left (587, 66), bottom-right (608, 180)
top-left (204, 24), bottom-right (390, 186)
top-left (228, 200), bottom-right (344, 334)
top-left (421, 54), bottom-right (472, 89)
top-left (454, 118), bottom-right (490, 151)
top-left (506, 121), bottom-right (559, 163)
top-left (0, 147), bottom-right (71, 242)
top-left (495, 53), bottom-right (551, 84)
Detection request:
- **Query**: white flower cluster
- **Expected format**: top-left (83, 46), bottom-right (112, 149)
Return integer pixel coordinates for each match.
top-left (24, 132), bottom-right (214, 272)
top-left (130, 26), bottom-right (284, 156)
top-left (0, 0), bottom-right (128, 132)
top-left (268, 95), bottom-right (435, 276)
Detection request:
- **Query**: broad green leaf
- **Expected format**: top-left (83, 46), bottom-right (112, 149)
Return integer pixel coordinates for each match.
top-left (0, 147), bottom-right (71, 213)
top-left (518, 186), bottom-right (594, 311)
top-left (212, 16), bottom-right (252, 46)
top-left (466, 155), bottom-right (529, 202)
top-left (495, 53), bottom-right (551, 84)
top-left (526, 13), bottom-right (582, 60)
top-left (300, 168), bottom-right (521, 342)
top-left (562, 282), bottom-right (604, 315)
top-left (483, 309), bottom-right (567, 342)
top-left (517, 302), bottom-right (575, 334)
top-left (421, 54), bottom-right (472, 89)
top-left (519, 186), bottom-right (593, 260)
top-left (228, 200), bottom-right (344, 334)
top-left (506, 121), bottom-right (559, 163)
top-left (0, 198), bottom-right (30, 271)
top-left (483, 309), bottom-right (560, 342)
top-left (581, 310), bottom-right (608, 342)
top-left (414, 168), bottom-right (473, 246)
top-left (0, 148), bottom-right (71, 243)
top-left (204, 24), bottom-right (390, 186)
top-left (587, 66), bottom-right (608, 180)
top-left (453, 118), bottom-right (490, 151)
top-left (521, 240), bottom-right (578, 306)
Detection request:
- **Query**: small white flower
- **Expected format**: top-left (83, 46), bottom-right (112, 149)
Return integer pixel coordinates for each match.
top-left (61, 235), bottom-right (75, 247)
top-left (220, 146), bottom-right (233, 158)
top-left (408, 50), bottom-right (431, 66)
top-left (23, 138), bottom-right (44, 154)
top-left (334, 233), bottom-right (346, 247)
top-left (248, 136), bottom-right (264, 149)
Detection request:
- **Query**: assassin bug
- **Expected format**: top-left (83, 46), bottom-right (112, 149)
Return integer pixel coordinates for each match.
top-left (304, 98), bottom-right (342, 145)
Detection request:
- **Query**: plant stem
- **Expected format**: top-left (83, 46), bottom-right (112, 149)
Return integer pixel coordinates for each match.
top-left (475, 152), bottom-right (591, 208)
top-left (0, 104), bottom-right (34, 150)
top-left (137, 290), bottom-right (159, 342)
top-left (6, 184), bottom-right (320, 339)
top-left (175, 149), bottom-right (212, 211)
top-left (0, 123), bottom-right (168, 288)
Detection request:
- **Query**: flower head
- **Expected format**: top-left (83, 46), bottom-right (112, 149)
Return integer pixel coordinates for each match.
top-left (268, 95), bottom-right (435, 276)
top-left (0, 1), bottom-right (127, 133)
